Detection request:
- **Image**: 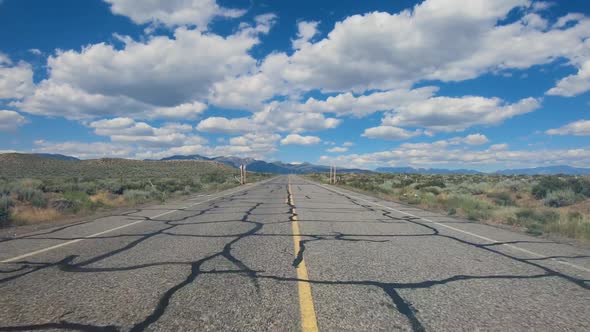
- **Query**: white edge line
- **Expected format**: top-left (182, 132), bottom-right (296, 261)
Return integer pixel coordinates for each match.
top-left (315, 182), bottom-right (590, 274)
top-left (0, 178), bottom-right (274, 264)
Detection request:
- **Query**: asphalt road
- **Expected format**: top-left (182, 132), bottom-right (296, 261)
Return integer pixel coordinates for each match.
top-left (1, 175), bottom-right (589, 331)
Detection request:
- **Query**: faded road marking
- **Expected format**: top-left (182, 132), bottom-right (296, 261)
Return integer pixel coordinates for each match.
top-left (1, 179), bottom-right (275, 264)
top-left (316, 181), bottom-right (590, 274)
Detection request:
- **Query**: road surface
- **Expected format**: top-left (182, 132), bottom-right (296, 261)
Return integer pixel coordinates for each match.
top-left (1, 175), bottom-right (589, 331)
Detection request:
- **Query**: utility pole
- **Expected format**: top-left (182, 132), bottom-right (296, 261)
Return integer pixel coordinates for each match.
top-left (329, 165), bottom-right (337, 184)
top-left (333, 165), bottom-right (336, 184)
top-left (239, 164), bottom-right (247, 185)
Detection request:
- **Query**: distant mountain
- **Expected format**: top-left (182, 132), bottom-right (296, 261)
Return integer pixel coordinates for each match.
top-left (161, 154), bottom-right (210, 161)
top-left (157, 155), bottom-right (370, 174)
top-left (376, 167), bottom-right (482, 175)
top-left (32, 153), bottom-right (79, 161)
top-left (495, 165), bottom-right (590, 175)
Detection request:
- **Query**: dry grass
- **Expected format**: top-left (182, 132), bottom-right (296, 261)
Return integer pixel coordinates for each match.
top-left (11, 206), bottom-right (62, 225)
top-left (90, 191), bottom-right (126, 207)
top-left (307, 172), bottom-right (590, 243)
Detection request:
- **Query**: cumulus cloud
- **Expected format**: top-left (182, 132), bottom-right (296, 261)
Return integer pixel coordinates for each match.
top-left (0, 110), bottom-right (27, 131)
top-left (280, 134), bottom-right (321, 146)
top-left (380, 96), bottom-right (540, 132)
top-left (33, 140), bottom-right (134, 159)
top-left (547, 60), bottom-right (590, 97)
top-left (362, 126), bottom-right (422, 140)
top-left (326, 146), bottom-right (348, 153)
top-left (319, 145), bottom-right (590, 169)
top-left (46, 27), bottom-right (260, 107)
top-left (196, 117), bottom-right (253, 134)
top-left (135, 132), bottom-right (280, 160)
top-left (0, 54), bottom-right (34, 99)
top-left (450, 134), bottom-right (489, 145)
top-left (292, 21), bottom-right (319, 50)
top-left (14, 20), bottom-right (276, 120)
top-left (89, 118), bottom-right (205, 148)
top-left (297, 87), bottom-right (438, 117)
top-left (103, 0), bottom-right (246, 29)
top-left (546, 120), bottom-right (590, 136)
top-left (265, 0), bottom-right (590, 93)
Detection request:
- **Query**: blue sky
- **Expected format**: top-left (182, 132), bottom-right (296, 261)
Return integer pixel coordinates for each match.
top-left (0, 0), bottom-right (589, 171)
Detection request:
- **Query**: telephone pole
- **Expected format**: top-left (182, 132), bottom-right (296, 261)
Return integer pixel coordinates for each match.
top-left (239, 164), bottom-right (247, 185)
top-left (329, 165), bottom-right (337, 184)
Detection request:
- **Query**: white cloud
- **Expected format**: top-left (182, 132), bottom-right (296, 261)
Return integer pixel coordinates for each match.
top-left (266, 0), bottom-right (590, 93)
top-left (254, 102), bottom-right (341, 133)
top-left (362, 126), bottom-right (422, 140)
top-left (0, 110), bottom-right (27, 131)
top-left (380, 96), bottom-right (540, 132)
top-left (0, 55), bottom-right (34, 99)
top-left (490, 143), bottom-right (509, 150)
top-left (546, 120), bottom-right (590, 136)
top-left (292, 21), bottom-right (319, 50)
top-left (28, 49), bottom-right (42, 55)
top-left (297, 87), bottom-right (438, 117)
top-left (89, 118), bottom-right (205, 148)
top-left (46, 27), bottom-right (260, 107)
top-left (319, 145), bottom-right (590, 169)
top-left (152, 102), bottom-right (207, 119)
top-left (137, 132), bottom-right (280, 160)
top-left (547, 60), bottom-right (590, 97)
top-left (14, 82), bottom-right (145, 120)
top-left (280, 134), bottom-right (321, 146)
top-left (196, 117), bottom-right (253, 134)
top-left (452, 133), bottom-right (489, 145)
top-left (326, 146), bottom-right (348, 153)
top-left (103, 0), bottom-right (246, 29)
top-left (33, 140), bottom-right (134, 159)
top-left (342, 141), bottom-right (355, 147)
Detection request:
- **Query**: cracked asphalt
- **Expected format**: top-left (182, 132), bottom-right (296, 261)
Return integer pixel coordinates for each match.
top-left (1, 175), bottom-right (589, 331)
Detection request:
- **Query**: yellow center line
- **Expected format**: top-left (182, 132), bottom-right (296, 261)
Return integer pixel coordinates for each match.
top-left (288, 176), bottom-right (319, 332)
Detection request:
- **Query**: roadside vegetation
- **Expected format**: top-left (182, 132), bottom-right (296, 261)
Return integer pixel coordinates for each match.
top-left (0, 154), bottom-right (270, 227)
top-left (307, 172), bottom-right (590, 243)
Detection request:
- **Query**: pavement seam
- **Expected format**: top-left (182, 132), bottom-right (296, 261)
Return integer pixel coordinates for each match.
top-left (313, 180), bottom-right (590, 274)
top-left (0, 178), bottom-right (276, 264)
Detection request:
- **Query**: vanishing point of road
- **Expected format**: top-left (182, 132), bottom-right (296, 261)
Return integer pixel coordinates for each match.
top-left (1, 176), bottom-right (589, 331)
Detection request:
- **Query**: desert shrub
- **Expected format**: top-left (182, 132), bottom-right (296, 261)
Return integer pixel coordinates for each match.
top-left (543, 189), bottom-right (580, 207)
top-left (0, 195), bottom-right (13, 226)
top-left (123, 189), bottom-right (152, 204)
top-left (487, 191), bottom-right (515, 206)
top-left (445, 194), bottom-right (494, 221)
top-left (415, 179), bottom-right (446, 189)
top-left (567, 211), bottom-right (584, 222)
top-left (61, 191), bottom-right (96, 212)
top-left (514, 208), bottom-right (559, 225)
top-left (15, 188), bottom-right (48, 208)
top-left (459, 182), bottom-right (491, 195)
top-left (531, 176), bottom-right (566, 199)
top-left (420, 186), bottom-right (443, 195)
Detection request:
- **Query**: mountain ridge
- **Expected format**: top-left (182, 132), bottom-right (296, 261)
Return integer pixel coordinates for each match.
top-left (2, 153), bottom-right (588, 175)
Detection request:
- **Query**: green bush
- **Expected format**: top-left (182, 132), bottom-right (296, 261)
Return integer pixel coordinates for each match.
top-left (544, 189), bottom-right (580, 207)
top-left (62, 191), bottom-right (96, 212)
top-left (487, 191), bottom-right (515, 206)
top-left (532, 176), bottom-right (566, 199)
top-left (123, 190), bottom-right (153, 204)
top-left (415, 179), bottom-right (446, 189)
top-left (0, 195), bottom-right (13, 226)
top-left (514, 208), bottom-right (559, 225)
top-left (15, 188), bottom-right (48, 208)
